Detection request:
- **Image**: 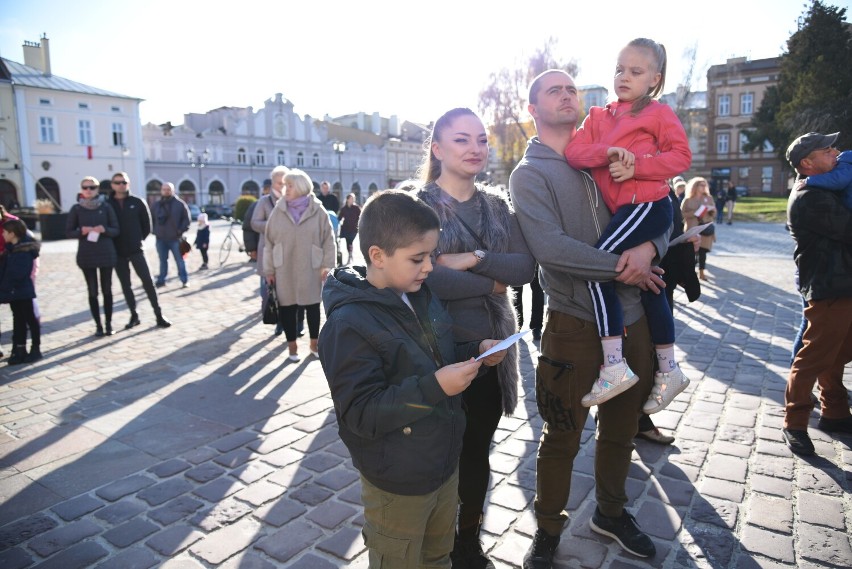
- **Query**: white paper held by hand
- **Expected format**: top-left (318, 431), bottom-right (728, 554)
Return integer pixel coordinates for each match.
top-left (476, 330), bottom-right (531, 361)
top-left (87, 231), bottom-right (100, 242)
top-left (669, 223), bottom-right (712, 246)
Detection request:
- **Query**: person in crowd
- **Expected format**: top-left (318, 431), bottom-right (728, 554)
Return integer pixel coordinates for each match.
top-left (680, 177), bottom-right (717, 282)
top-left (724, 180), bottom-right (738, 225)
top-left (637, 182), bottom-right (702, 445)
top-left (714, 183), bottom-right (727, 224)
top-left (0, 204), bottom-right (21, 357)
top-left (671, 176), bottom-right (686, 204)
top-left (798, 137), bottom-right (852, 210)
top-left (317, 180), bottom-right (340, 213)
top-left (242, 179), bottom-right (271, 263)
top-left (338, 193), bottom-right (362, 265)
top-left (510, 69), bottom-right (665, 565)
top-left (195, 211), bottom-right (210, 270)
top-left (318, 189), bottom-right (505, 569)
top-left (0, 219), bottom-right (41, 364)
top-left (263, 168), bottom-right (336, 361)
top-left (66, 176), bottom-right (120, 336)
top-left (513, 264), bottom-right (546, 341)
top-left (564, 37), bottom-right (690, 414)
top-left (782, 131), bottom-right (852, 456)
top-left (415, 107), bottom-right (536, 569)
top-left (107, 172), bottom-right (171, 330)
top-left (153, 182), bottom-right (191, 289)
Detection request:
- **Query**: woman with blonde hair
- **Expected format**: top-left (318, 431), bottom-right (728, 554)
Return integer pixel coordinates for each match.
top-left (681, 176), bottom-right (717, 281)
top-left (263, 169), bottom-right (336, 361)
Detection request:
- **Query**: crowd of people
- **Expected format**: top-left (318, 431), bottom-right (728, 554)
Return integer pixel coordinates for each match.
top-left (2, 34), bottom-right (850, 569)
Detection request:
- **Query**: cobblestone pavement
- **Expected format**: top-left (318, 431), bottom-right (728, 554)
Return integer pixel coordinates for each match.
top-left (0, 221), bottom-right (850, 569)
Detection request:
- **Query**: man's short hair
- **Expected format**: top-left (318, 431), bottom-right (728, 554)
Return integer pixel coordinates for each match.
top-left (358, 189), bottom-right (439, 265)
top-left (528, 69), bottom-right (572, 105)
top-left (786, 132), bottom-right (839, 169)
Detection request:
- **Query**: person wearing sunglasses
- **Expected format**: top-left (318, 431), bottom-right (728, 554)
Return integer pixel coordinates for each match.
top-left (65, 176), bottom-right (120, 336)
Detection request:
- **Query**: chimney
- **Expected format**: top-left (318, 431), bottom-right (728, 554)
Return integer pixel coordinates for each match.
top-left (22, 34), bottom-right (51, 76)
top-left (372, 112), bottom-right (381, 135)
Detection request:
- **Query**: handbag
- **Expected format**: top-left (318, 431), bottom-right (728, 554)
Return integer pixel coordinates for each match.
top-left (179, 237), bottom-right (192, 256)
top-left (262, 285), bottom-right (280, 325)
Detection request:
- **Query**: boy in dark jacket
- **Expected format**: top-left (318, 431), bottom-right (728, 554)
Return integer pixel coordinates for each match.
top-left (0, 219), bottom-right (41, 364)
top-left (318, 190), bottom-right (505, 569)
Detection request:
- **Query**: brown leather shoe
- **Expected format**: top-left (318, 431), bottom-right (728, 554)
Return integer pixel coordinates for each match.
top-left (635, 428), bottom-right (675, 445)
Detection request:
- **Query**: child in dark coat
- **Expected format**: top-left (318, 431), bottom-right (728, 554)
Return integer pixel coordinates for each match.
top-left (0, 219), bottom-right (41, 364)
top-left (194, 212), bottom-right (210, 269)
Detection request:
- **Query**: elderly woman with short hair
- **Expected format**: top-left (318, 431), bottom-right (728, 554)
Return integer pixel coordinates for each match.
top-left (263, 168), bottom-right (337, 361)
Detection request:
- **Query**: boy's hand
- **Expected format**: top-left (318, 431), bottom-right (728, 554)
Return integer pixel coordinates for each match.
top-left (478, 339), bottom-right (507, 367)
top-left (435, 358), bottom-right (482, 396)
top-left (607, 147), bottom-right (635, 167)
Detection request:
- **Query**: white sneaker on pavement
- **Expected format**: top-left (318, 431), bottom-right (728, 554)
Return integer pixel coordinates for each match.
top-left (582, 360), bottom-right (638, 407)
top-left (643, 367), bottom-right (690, 414)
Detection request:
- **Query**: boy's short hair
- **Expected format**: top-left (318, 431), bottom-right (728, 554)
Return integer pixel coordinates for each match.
top-left (2, 218), bottom-right (27, 239)
top-left (358, 189), bottom-right (440, 264)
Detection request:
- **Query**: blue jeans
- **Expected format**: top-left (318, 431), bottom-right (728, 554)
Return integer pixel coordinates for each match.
top-left (156, 239), bottom-right (188, 285)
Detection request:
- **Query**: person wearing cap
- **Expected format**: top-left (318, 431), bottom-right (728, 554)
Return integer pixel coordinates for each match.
top-left (799, 139), bottom-right (852, 211)
top-left (783, 131), bottom-right (852, 456)
top-left (671, 176), bottom-right (686, 204)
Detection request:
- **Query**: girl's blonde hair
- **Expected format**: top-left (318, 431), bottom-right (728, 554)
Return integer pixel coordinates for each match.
top-left (625, 38), bottom-right (667, 116)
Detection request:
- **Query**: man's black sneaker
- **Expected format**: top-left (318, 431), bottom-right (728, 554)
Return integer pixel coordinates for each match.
top-left (816, 416), bottom-right (852, 434)
top-left (782, 428), bottom-right (815, 455)
top-left (450, 534), bottom-right (495, 569)
top-left (590, 508), bottom-right (655, 558)
top-left (523, 529), bottom-right (560, 569)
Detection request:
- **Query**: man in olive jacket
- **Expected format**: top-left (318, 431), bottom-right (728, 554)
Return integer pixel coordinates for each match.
top-left (107, 172), bottom-right (171, 329)
top-left (153, 182), bottom-right (191, 288)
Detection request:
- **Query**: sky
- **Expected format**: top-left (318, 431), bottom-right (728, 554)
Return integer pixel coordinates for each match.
top-left (0, 0), bottom-right (843, 127)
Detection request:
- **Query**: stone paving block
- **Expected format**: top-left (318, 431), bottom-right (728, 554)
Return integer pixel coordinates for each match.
top-left (305, 500), bottom-right (358, 529)
top-left (148, 459), bottom-right (191, 478)
top-left (286, 553), bottom-right (341, 569)
top-left (565, 474), bottom-right (595, 511)
top-left (137, 478), bottom-right (193, 507)
top-left (339, 484), bottom-right (362, 506)
top-left (699, 477), bottom-right (745, 503)
top-left (210, 431), bottom-right (258, 453)
top-left (260, 447), bottom-right (303, 468)
top-left (32, 541), bottom-right (108, 569)
top-left (746, 495), bottom-right (792, 534)
top-left (182, 447), bottom-right (218, 465)
top-left (704, 454), bottom-right (748, 484)
top-left (712, 440), bottom-right (752, 458)
top-left (95, 474), bottom-right (156, 502)
top-left (488, 481), bottom-right (533, 513)
top-left (191, 476), bottom-right (246, 502)
top-left (290, 483), bottom-right (334, 506)
top-left (265, 462), bottom-right (313, 489)
top-left (218, 552), bottom-right (279, 569)
top-left (755, 439), bottom-right (793, 457)
top-left (148, 495), bottom-right (204, 526)
top-left (750, 453), bottom-right (794, 480)
top-left (184, 462), bottom-right (225, 483)
top-left (690, 496), bottom-right (738, 530)
top-left (797, 463), bottom-right (845, 496)
top-left (236, 480), bottom-right (288, 507)
top-left (659, 462), bottom-right (700, 484)
top-left (289, 427), bottom-right (339, 452)
top-left (648, 476), bottom-right (694, 507)
top-left (749, 474), bottom-right (793, 499)
top-left (680, 521), bottom-right (737, 568)
top-left (253, 520), bottom-right (323, 562)
top-left (51, 494), bottom-right (103, 521)
top-left (247, 426), bottom-right (305, 454)
top-left (145, 525), bottom-right (205, 556)
top-left (798, 522), bottom-right (852, 566)
top-left (734, 555), bottom-right (793, 569)
top-left (94, 499), bottom-right (145, 525)
top-left (0, 547), bottom-right (33, 569)
top-left (626, 461), bottom-right (651, 481)
top-left (298, 452), bottom-right (344, 473)
top-left (718, 424), bottom-right (756, 446)
top-left (190, 497), bottom-right (253, 531)
top-left (213, 448), bottom-right (255, 469)
top-left (230, 461), bottom-right (277, 484)
top-left (28, 518), bottom-right (101, 557)
top-left (189, 517), bottom-right (263, 565)
top-left (724, 410), bottom-right (758, 428)
top-left (94, 546), bottom-right (158, 569)
top-left (797, 490), bottom-right (846, 530)
top-left (740, 525), bottom-right (795, 564)
top-left (676, 425), bottom-right (715, 443)
top-left (316, 526), bottom-right (364, 562)
top-left (314, 467), bottom-right (359, 492)
top-left (102, 517), bottom-right (159, 548)
top-left (253, 497), bottom-right (308, 528)
top-left (636, 500), bottom-right (682, 540)
top-left (624, 477), bottom-right (645, 507)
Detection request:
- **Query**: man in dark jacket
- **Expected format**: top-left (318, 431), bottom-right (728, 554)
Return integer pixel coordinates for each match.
top-left (783, 131), bottom-right (852, 456)
top-left (317, 180), bottom-right (340, 213)
top-left (242, 179), bottom-right (270, 262)
top-left (153, 182), bottom-right (191, 288)
top-left (108, 172), bottom-right (171, 329)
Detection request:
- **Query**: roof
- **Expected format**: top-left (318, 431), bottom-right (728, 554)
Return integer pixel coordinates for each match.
top-left (1, 57), bottom-right (140, 100)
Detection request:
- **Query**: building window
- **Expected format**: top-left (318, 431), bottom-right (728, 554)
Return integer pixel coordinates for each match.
top-left (763, 139), bottom-right (774, 152)
top-left (256, 149), bottom-right (265, 165)
top-left (739, 132), bottom-right (749, 154)
top-left (739, 167), bottom-right (749, 178)
top-left (297, 151), bottom-right (305, 167)
top-left (39, 116), bottom-right (56, 143)
top-left (761, 167), bottom-right (773, 193)
top-left (277, 150), bottom-right (286, 166)
top-left (39, 98), bottom-right (51, 105)
top-left (718, 94), bottom-right (731, 116)
top-left (111, 106), bottom-right (121, 112)
top-left (312, 153), bottom-right (320, 168)
top-left (237, 148), bottom-right (247, 164)
top-left (740, 93), bottom-right (754, 115)
top-left (78, 102), bottom-right (90, 110)
top-left (78, 120), bottom-right (93, 145)
top-left (111, 122), bottom-right (125, 146)
top-left (274, 114), bottom-right (287, 138)
top-left (716, 133), bottom-right (730, 154)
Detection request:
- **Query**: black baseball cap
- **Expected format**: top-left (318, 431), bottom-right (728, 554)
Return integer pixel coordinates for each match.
top-left (262, 179), bottom-right (272, 187)
top-left (786, 132), bottom-right (839, 168)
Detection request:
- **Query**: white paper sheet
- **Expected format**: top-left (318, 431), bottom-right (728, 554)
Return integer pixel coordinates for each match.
top-left (476, 330), bottom-right (531, 361)
top-left (669, 223), bottom-right (712, 247)
top-left (87, 231), bottom-right (100, 242)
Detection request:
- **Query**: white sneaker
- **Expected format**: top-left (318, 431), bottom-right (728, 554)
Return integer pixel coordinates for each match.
top-left (288, 354), bottom-right (300, 363)
top-left (643, 367), bottom-right (690, 414)
top-left (581, 361), bottom-right (638, 407)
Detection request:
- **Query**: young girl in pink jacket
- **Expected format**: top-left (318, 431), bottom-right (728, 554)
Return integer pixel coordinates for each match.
top-left (565, 37), bottom-right (692, 413)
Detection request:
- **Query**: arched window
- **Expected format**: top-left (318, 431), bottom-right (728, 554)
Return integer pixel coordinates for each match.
top-left (237, 148), bottom-right (247, 164)
top-left (256, 149), bottom-right (265, 165)
top-left (178, 180), bottom-right (196, 203)
top-left (36, 177), bottom-right (61, 209)
top-left (297, 152), bottom-right (305, 167)
top-left (242, 180), bottom-right (260, 197)
top-left (312, 153), bottom-right (320, 168)
top-left (209, 180), bottom-right (225, 205)
top-left (277, 150), bottom-right (286, 166)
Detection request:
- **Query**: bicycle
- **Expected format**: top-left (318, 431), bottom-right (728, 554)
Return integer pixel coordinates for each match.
top-left (219, 217), bottom-right (245, 266)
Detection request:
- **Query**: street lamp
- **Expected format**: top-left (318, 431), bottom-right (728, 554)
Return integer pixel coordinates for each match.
top-left (187, 148), bottom-right (210, 206)
top-left (333, 141), bottom-right (346, 193)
